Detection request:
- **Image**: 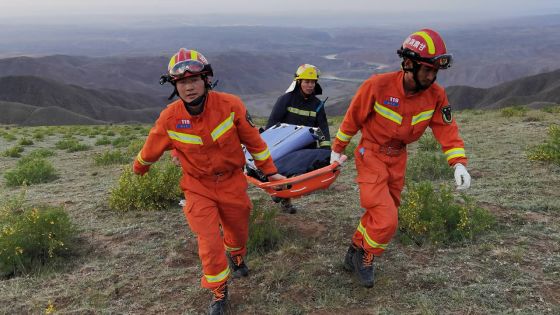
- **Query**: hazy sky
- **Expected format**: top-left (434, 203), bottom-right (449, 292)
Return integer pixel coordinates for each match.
top-left (2, 0), bottom-right (559, 18)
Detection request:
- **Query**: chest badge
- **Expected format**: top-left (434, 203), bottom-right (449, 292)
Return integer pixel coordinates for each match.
top-left (383, 96), bottom-right (400, 107)
top-left (176, 119), bottom-right (192, 129)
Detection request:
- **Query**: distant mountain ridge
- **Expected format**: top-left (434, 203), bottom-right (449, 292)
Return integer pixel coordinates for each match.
top-left (446, 68), bottom-right (560, 109)
top-left (0, 53), bottom-right (305, 101)
top-left (324, 68), bottom-right (560, 117)
top-left (1, 64), bottom-right (559, 125)
top-left (0, 76), bottom-right (163, 125)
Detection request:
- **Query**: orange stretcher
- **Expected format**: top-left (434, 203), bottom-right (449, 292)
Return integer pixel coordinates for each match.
top-left (245, 156), bottom-right (347, 199)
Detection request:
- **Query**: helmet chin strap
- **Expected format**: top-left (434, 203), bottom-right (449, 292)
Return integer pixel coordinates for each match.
top-left (169, 74), bottom-right (212, 110)
top-left (402, 59), bottom-right (436, 92)
top-left (184, 93), bottom-right (206, 107)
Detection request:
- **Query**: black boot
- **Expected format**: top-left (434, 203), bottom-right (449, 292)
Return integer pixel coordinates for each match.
top-left (208, 282), bottom-right (228, 315)
top-left (280, 198), bottom-right (298, 214)
top-left (226, 253), bottom-right (249, 278)
top-left (352, 247), bottom-right (375, 288)
top-left (343, 244), bottom-right (357, 271)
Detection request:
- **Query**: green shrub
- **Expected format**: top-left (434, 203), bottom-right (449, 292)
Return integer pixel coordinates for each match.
top-left (27, 149), bottom-right (55, 159)
top-left (105, 130), bottom-right (116, 137)
top-left (127, 139), bottom-right (145, 158)
top-left (117, 126), bottom-right (134, 137)
top-left (93, 150), bottom-right (130, 166)
top-left (109, 161), bottom-right (182, 211)
top-left (86, 127), bottom-right (102, 137)
top-left (527, 124), bottom-right (560, 166)
top-left (111, 136), bottom-right (131, 148)
top-left (0, 193), bottom-right (76, 277)
top-left (522, 111), bottom-right (546, 122)
top-left (18, 138), bottom-right (34, 146)
top-left (541, 104), bottom-right (560, 114)
top-left (43, 127), bottom-right (56, 136)
top-left (501, 105), bottom-right (527, 117)
top-left (54, 139), bottom-right (90, 152)
top-left (399, 181), bottom-right (494, 245)
top-left (4, 157), bottom-right (57, 187)
top-left (417, 133), bottom-right (439, 152)
top-left (247, 199), bottom-right (282, 255)
top-left (2, 146), bottom-right (24, 158)
top-left (95, 136), bottom-right (111, 146)
top-left (32, 132), bottom-right (45, 141)
top-left (1, 132), bottom-right (16, 142)
top-left (406, 151), bottom-right (453, 182)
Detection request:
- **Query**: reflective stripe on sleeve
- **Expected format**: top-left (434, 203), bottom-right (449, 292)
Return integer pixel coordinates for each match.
top-left (336, 129), bottom-right (352, 142)
top-left (250, 147), bottom-right (271, 161)
top-left (136, 152), bottom-right (154, 166)
top-left (444, 148), bottom-right (466, 161)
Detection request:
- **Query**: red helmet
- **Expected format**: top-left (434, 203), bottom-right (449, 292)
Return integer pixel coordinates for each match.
top-left (166, 48), bottom-right (213, 82)
top-left (397, 29), bottom-right (452, 69)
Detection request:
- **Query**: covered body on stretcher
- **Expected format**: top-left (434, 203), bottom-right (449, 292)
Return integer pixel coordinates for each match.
top-left (244, 123), bottom-right (344, 199)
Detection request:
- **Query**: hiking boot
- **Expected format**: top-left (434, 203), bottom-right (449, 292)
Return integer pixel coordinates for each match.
top-left (280, 198), bottom-right (297, 214)
top-left (343, 244), bottom-right (357, 272)
top-left (352, 247), bottom-right (375, 288)
top-left (208, 282), bottom-right (228, 315)
top-left (226, 253), bottom-right (249, 278)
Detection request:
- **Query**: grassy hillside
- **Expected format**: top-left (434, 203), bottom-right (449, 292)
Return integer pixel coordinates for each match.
top-left (0, 109), bottom-right (559, 314)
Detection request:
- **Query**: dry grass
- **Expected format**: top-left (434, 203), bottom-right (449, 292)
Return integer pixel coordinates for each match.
top-left (0, 110), bottom-right (559, 314)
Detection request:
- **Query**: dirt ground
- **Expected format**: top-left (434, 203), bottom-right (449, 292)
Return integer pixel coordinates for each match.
top-left (0, 109), bottom-right (559, 314)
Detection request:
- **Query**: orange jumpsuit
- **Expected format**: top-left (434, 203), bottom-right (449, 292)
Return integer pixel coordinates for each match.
top-left (332, 71), bottom-right (467, 256)
top-left (133, 91), bottom-right (277, 289)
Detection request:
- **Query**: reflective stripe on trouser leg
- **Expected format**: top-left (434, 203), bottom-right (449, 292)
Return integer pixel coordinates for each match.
top-left (352, 202), bottom-right (398, 256)
top-left (183, 194), bottom-right (230, 289)
top-left (217, 171), bottom-right (252, 257)
top-left (352, 150), bottom-right (404, 256)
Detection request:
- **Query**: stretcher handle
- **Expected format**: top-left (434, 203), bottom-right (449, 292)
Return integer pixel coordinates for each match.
top-left (247, 155), bottom-right (347, 188)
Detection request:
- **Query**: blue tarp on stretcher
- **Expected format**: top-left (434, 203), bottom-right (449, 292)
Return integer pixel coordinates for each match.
top-left (245, 123), bottom-right (318, 168)
top-left (244, 123), bottom-right (342, 198)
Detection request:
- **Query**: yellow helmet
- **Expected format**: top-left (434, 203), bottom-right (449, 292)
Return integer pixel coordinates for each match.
top-left (295, 64), bottom-right (320, 80)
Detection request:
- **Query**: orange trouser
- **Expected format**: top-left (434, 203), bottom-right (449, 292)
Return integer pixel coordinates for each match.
top-left (352, 147), bottom-right (407, 256)
top-left (182, 170), bottom-right (251, 289)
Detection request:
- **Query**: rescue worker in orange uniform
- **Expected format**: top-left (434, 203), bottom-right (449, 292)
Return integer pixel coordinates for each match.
top-left (330, 29), bottom-right (472, 288)
top-left (133, 48), bottom-right (285, 315)
top-left (266, 64), bottom-right (331, 213)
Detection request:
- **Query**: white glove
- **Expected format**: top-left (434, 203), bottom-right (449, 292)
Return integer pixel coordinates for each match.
top-left (454, 163), bottom-right (471, 190)
top-left (330, 151), bottom-right (343, 165)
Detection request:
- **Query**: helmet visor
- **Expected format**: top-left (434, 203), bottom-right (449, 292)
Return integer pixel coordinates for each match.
top-left (428, 54), bottom-right (452, 69)
top-left (169, 59), bottom-right (206, 77)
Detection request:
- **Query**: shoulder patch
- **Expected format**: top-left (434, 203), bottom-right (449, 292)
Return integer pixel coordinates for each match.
top-left (442, 106), bottom-right (453, 124)
top-left (246, 112), bottom-right (256, 128)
